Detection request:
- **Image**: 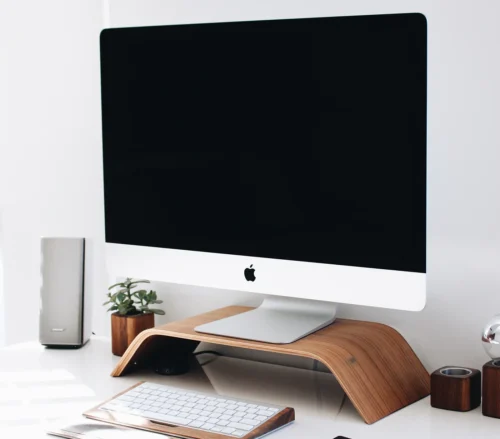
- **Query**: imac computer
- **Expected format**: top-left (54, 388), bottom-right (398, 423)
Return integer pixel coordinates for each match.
top-left (100, 13), bottom-right (427, 344)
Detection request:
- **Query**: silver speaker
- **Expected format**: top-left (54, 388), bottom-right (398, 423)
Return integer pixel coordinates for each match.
top-left (39, 237), bottom-right (89, 347)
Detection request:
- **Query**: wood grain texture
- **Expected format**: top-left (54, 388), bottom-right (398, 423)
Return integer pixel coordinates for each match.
top-left (111, 312), bottom-right (155, 356)
top-left (111, 306), bottom-right (430, 424)
top-left (482, 361), bottom-right (500, 418)
top-left (84, 381), bottom-right (295, 439)
top-left (430, 367), bottom-right (481, 412)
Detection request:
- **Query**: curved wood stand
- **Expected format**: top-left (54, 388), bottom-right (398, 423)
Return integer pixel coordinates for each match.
top-left (111, 306), bottom-right (430, 424)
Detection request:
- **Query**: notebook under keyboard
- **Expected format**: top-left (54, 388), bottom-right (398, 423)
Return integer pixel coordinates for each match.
top-left (84, 381), bottom-right (295, 439)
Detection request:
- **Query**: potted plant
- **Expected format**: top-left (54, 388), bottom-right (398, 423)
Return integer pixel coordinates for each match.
top-left (104, 278), bottom-right (165, 356)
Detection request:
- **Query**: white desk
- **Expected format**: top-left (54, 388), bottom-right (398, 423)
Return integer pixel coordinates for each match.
top-left (0, 337), bottom-right (498, 438)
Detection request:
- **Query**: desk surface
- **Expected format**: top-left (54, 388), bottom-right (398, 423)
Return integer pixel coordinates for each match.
top-left (0, 337), bottom-right (498, 438)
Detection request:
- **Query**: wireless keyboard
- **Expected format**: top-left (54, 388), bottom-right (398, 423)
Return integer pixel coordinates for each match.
top-left (84, 381), bottom-right (295, 439)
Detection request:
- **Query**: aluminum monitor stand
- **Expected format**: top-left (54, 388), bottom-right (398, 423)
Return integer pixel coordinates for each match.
top-left (195, 297), bottom-right (338, 344)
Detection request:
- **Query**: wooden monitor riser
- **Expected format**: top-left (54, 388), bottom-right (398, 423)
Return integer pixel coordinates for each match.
top-left (111, 306), bottom-right (430, 425)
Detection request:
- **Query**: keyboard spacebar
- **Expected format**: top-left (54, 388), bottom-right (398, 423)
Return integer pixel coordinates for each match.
top-left (142, 411), bottom-right (192, 426)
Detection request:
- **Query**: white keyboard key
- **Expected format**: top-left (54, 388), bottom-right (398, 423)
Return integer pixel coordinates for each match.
top-left (217, 420), bottom-right (230, 426)
top-left (190, 421), bottom-right (204, 428)
top-left (168, 410), bottom-right (180, 416)
top-left (206, 397), bottom-right (217, 401)
top-left (194, 404), bottom-right (205, 410)
top-left (180, 407), bottom-right (191, 413)
top-left (209, 413), bottom-right (221, 419)
top-left (237, 402), bottom-right (247, 407)
top-left (222, 427), bottom-right (235, 434)
top-left (185, 403), bottom-right (196, 408)
top-left (228, 422), bottom-right (252, 431)
top-left (200, 410), bottom-right (212, 417)
top-left (232, 431), bottom-right (246, 438)
top-left (178, 413), bottom-right (188, 418)
top-left (244, 414), bottom-right (256, 420)
top-left (257, 410), bottom-right (274, 417)
top-left (255, 415), bottom-right (267, 421)
top-left (247, 404), bottom-right (257, 408)
top-left (225, 410), bottom-right (236, 416)
top-left (187, 414), bottom-right (199, 420)
top-left (235, 412), bottom-right (246, 418)
top-left (246, 408), bottom-right (258, 414)
top-left (143, 411), bottom-right (191, 426)
top-left (190, 409), bottom-right (202, 415)
top-left (214, 408), bottom-right (225, 414)
top-left (230, 417), bottom-right (242, 423)
top-left (208, 418), bottom-right (220, 424)
top-left (227, 405), bottom-right (238, 410)
top-left (206, 401), bottom-right (218, 406)
top-left (211, 426), bottom-right (224, 432)
top-left (202, 423), bottom-right (215, 430)
top-left (107, 401), bottom-right (130, 408)
top-left (219, 414), bottom-right (231, 420)
top-left (241, 418), bottom-right (259, 426)
top-left (197, 416), bottom-right (209, 422)
top-left (257, 406), bottom-right (269, 410)
top-left (268, 408), bottom-right (279, 413)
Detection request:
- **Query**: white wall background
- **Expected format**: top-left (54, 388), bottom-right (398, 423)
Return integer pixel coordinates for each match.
top-left (0, 0), bottom-right (105, 345)
top-left (2, 0), bottom-right (500, 376)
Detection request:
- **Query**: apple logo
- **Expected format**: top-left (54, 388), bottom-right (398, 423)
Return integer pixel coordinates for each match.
top-left (244, 264), bottom-right (256, 282)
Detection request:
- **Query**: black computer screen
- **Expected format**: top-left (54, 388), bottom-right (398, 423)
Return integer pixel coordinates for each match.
top-left (101, 13), bottom-right (427, 273)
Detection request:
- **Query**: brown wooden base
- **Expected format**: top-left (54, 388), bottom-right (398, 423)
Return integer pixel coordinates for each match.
top-left (483, 360), bottom-right (500, 418)
top-left (111, 306), bottom-right (430, 424)
top-left (430, 366), bottom-right (481, 412)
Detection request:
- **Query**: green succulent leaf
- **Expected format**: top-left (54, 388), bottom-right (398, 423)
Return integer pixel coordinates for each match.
top-left (129, 279), bottom-right (150, 286)
top-left (104, 278), bottom-right (163, 315)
